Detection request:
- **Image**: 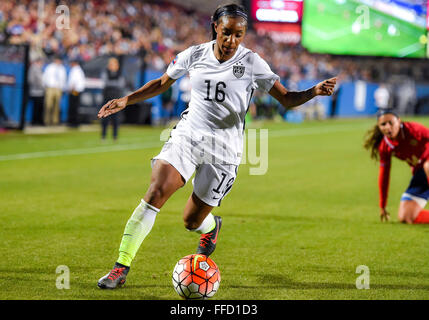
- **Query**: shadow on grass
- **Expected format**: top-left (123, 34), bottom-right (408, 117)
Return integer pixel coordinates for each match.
top-left (223, 274), bottom-right (429, 291)
top-left (0, 267), bottom-right (176, 300)
top-left (298, 265), bottom-right (429, 279)
top-left (227, 213), bottom-right (347, 224)
top-left (62, 283), bottom-right (177, 300)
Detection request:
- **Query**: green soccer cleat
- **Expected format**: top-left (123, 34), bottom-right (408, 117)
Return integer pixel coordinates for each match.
top-left (196, 215), bottom-right (222, 257)
top-left (97, 263), bottom-right (130, 289)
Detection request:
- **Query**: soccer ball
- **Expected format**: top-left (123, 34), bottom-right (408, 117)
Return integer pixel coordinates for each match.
top-left (172, 254), bottom-right (221, 299)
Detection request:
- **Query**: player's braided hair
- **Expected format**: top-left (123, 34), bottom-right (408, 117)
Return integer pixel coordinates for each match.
top-left (211, 3), bottom-right (248, 40)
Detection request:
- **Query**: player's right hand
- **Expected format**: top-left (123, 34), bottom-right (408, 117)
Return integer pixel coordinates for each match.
top-left (98, 97), bottom-right (128, 118)
top-left (380, 208), bottom-right (390, 222)
top-left (314, 77), bottom-right (337, 96)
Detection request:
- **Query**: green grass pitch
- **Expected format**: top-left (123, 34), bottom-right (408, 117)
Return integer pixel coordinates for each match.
top-left (1, 118), bottom-right (429, 300)
top-left (302, 0), bottom-right (427, 58)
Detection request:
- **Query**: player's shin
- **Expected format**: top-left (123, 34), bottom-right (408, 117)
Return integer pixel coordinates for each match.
top-left (117, 200), bottom-right (160, 266)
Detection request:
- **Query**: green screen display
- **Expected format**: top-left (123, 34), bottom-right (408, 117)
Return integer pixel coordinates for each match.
top-left (302, 0), bottom-right (428, 58)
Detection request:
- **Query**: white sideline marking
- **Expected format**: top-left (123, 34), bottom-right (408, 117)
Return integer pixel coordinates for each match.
top-left (0, 142), bottom-right (161, 161)
top-left (0, 124), bottom-right (367, 162)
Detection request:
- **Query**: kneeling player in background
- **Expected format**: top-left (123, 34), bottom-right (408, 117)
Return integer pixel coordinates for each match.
top-left (364, 109), bottom-right (429, 224)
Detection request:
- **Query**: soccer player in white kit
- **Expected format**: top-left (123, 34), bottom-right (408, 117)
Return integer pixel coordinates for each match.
top-left (97, 3), bottom-right (337, 289)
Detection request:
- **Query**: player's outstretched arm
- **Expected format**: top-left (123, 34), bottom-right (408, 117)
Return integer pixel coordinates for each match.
top-left (268, 77), bottom-right (337, 109)
top-left (98, 73), bottom-right (176, 118)
top-left (378, 156), bottom-right (391, 222)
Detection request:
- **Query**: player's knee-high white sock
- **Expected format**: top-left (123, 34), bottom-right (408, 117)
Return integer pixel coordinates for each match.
top-left (117, 200), bottom-right (159, 267)
top-left (190, 213), bottom-right (216, 234)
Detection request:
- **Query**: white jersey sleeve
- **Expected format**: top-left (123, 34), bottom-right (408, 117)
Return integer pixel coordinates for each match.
top-left (252, 53), bottom-right (280, 92)
top-left (166, 47), bottom-right (193, 79)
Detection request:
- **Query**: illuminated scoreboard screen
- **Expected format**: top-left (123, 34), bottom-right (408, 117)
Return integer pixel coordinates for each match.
top-left (249, 0), bottom-right (303, 43)
top-left (250, 0), bottom-right (303, 23)
top-left (302, 0), bottom-right (428, 58)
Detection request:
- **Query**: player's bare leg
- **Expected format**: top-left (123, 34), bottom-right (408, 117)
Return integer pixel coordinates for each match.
top-left (144, 159), bottom-right (186, 208)
top-left (98, 160), bottom-right (184, 289)
top-left (183, 192), bottom-right (222, 257)
top-left (183, 193), bottom-right (213, 229)
top-left (398, 200), bottom-right (421, 224)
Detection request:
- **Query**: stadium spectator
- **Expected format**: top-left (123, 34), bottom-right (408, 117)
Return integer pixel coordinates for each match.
top-left (160, 84), bottom-right (175, 125)
top-left (67, 59), bottom-right (86, 127)
top-left (396, 78), bottom-right (417, 115)
top-left (178, 74), bottom-right (191, 108)
top-left (0, 101), bottom-right (8, 131)
top-left (329, 82), bottom-right (341, 118)
top-left (302, 96), bottom-right (325, 121)
top-left (374, 84), bottom-right (391, 110)
top-left (28, 58), bottom-right (45, 125)
top-left (42, 56), bottom-right (66, 126)
top-left (364, 109), bottom-right (429, 224)
top-left (252, 90), bottom-right (273, 120)
top-left (101, 57), bottom-right (125, 140)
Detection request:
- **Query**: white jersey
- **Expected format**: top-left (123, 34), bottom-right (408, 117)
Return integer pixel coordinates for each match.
top-left (166, 40), bottom-right (279, 165)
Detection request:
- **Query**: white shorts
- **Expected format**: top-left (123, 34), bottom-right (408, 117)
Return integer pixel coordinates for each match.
top-left (401, 192), bottom-right (427, 208)
top-left (152, 140), bottom-right (238, 207)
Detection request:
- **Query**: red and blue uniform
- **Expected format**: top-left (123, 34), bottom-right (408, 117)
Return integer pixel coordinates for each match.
top-left (378, 122), bottom-right (429, 209)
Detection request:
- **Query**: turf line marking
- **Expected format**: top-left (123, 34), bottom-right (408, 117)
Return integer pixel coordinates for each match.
top-left (0, 142), bottom-right (162, 161)
top-left (0, 123), bottom-right (368, 161)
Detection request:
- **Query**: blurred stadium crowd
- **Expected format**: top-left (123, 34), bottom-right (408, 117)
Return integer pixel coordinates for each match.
top-left (0, 0), bottom-right (428, 127)
top-left (2, 0), bottom-right (429, 82)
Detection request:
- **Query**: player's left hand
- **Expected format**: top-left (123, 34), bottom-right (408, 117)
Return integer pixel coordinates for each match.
top-left (314, 77), bottom-right (337, 96)
top-left (98, 97), bottom-right (128, 118)
top-left (380, 208), bottom-right (390, 223)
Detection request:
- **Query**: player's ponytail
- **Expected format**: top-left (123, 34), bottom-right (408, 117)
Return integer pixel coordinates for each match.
top-left (364, 124), bottom-right (384, 160)
top-left (211, 3), bottom-right (248, 40)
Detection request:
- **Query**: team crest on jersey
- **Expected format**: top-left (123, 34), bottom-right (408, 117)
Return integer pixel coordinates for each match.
top-left (233, 61), bottom-right (245, 78)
